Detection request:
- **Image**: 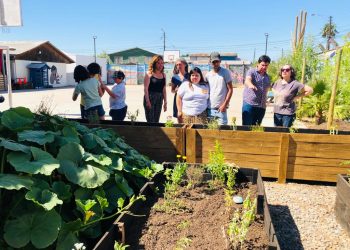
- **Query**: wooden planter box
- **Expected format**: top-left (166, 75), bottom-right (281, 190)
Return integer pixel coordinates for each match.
top-left (93, 166), bottom-right (280, 250)
top-left (71, 119), bottom-right (187, 163)
top-left (335, 174), bottom-right (350, 235)
top-left (186, 126), bottom-right (350, 183)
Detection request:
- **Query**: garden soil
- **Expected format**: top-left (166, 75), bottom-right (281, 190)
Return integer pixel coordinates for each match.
top-left (125, 183), bottom-right (269, 250)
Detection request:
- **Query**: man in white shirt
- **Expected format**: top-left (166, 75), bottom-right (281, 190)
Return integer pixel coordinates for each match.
top-left (205, 52), bottom-right (233, 125)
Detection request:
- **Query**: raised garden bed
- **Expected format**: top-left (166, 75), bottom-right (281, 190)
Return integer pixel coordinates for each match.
top-left (335, 174), bottom-right (350, 235)
top-left (95, 165), bottom-right (280, 249)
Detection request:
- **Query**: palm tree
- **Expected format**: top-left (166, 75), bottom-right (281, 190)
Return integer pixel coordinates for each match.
top-left (322, 23), bottom-right (338, 50)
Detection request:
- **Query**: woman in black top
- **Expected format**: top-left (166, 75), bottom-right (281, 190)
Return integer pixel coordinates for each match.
top-left (143, 55), bottom-right (167, 123)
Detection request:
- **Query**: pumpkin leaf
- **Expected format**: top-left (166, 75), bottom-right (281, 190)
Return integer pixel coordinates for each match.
top-left (1, 107), bottom-right (34, 132)
top-left (7, 147), bottom-right (59, 176)
top-left (0, 174), bottom-right (33, 190)
top-left (83, 152), bottom-right (112, 166)
top-left (115, 172), bottom-right (134, 197)
top-left (25, 187), bottom-right (63, 211)
top-left (52, 181), bottom-right (72, 201)
top-left (0, 138), bottom-right (30, 153)
top-left (18, 130), bottom-right (57, 145)
top-left (4, 209), bottom-right (61, 249)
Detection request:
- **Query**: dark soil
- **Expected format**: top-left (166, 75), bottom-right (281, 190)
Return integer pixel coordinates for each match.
top-left (301, 118), bottom-right (350, 131)
top-left (125, 181), bottom-right (269, 250)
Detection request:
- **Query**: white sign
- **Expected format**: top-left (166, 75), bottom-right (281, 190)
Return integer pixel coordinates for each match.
top-left (163, 50), bottom-right (180, 63)
top-left (0, 0), bottom-right (22, 27)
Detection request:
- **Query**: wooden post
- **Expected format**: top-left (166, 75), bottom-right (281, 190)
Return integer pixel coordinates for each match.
top-left (175, 127), bottom-right (186, 157)
top-left (298, 57), bottom-right (306, 107)
top-left (327, 48), bottom-right (343, 129)
top-left (278, 134), bottom-right (290, 183)
top-left (186, 128), bottom-right (197, 163)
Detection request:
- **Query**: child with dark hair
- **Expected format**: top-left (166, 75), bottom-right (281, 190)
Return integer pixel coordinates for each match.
top-left (72, 65), bottom-right (105, 120)
top-left (104, 71), bottom-right (128, 121)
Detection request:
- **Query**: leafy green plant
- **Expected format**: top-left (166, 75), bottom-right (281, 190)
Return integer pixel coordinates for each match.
top-left (227, 192), bottom-right (257, 249)
top-left (231, 117), bottom-right (237, 131)
top-left (0, 107), bottom-right (162, 249)
top-left (185, 166), bottom-right (204, 189)
top-left (165, 116), bottom-right (174, 127)
top-left (177, 220), bottom-right (191, 230)
top-left (114, 241), bottom-right (130, 250)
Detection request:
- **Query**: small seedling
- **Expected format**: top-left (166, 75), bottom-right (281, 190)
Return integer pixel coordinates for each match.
top-left (289, 125), bottom-right (298, 134)
top-left (329, 125), bottom-right (338, 135)
top-left (127, 109), bottom-right (139, 123)
top-left (186, 166), bottom-right (204, 189)
top-left (207, 118), bottom-right (219, 130)
top-left (250, 123), bottom-right (264, 132)
top-left (177, 220), bottom-right (191, 230)
top-left (114, 241), bottom-right (129, 250)
top-left (231, 117), bottom-right (237, 131)
top-left (175, 237), bottom-right (192, 250)
top-left (165, 116), bottom-right (174, 127)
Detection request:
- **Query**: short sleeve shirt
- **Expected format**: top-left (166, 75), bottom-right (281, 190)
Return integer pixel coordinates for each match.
top-left (177, 81), bottom-right (209, 116)
top-left (109, 82), bottom-right (126, 110)
top-left (273, 79), bottom-right (304, 115)
top-left (171, 73), bottom-right (189, 88)
top-left (243, 68), bottom-right (271, 108)
top-left (74, 78), bottom-right (102, 109)
top-left (205, 67), bottom-right (232, 109)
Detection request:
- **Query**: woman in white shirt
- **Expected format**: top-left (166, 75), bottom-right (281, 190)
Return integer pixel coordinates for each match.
top-left (176, 67), bottom-right (209, 124)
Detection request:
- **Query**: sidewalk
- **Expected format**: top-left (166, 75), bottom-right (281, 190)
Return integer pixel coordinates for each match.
top-left (0, 85), bottom-right (306, 128)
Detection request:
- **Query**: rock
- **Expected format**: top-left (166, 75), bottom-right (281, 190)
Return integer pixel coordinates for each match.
top-left (232, 195), bottom-right (243, 204)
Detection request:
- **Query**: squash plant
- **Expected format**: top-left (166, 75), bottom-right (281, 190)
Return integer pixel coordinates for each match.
top-left (0, 107), bottom-right (163, 249)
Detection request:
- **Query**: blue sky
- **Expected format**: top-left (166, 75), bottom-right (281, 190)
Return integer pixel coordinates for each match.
top-left (2, 0), bottom-right (350, 61)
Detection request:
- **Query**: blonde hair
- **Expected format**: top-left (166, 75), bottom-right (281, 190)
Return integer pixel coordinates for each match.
top-left (148, 55), bottom-right (164, 74)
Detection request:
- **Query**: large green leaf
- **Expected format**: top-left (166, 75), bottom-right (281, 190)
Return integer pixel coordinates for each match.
top-left (18, 130), bottom-right (57, 145)
top-left (56, 219), bottom-right (82, 250)
top-left (82, 133), bottom-right (97, 150)
top-left (57, 142), bottom-right (84, 164)
top-left (60, 160), bottom-right (110, 188)
top-left (83, 152), bottom-right (112, 166)
top-left (62, 125), bottom-right (80, 144)
top-left (0, 174), bottom-right (33, 190)
top-left (25, 187), bottom-right (63, 211)
top-left (52, 181), bottom-right (72, 201)
top-left (4, 209), bottom-right (61, 249)
top-left (0, 138), bottom-right (30, 153)
top-left (1, 107), bottom-right (34, 132)
top-left (7, 147), bottom-right (59, 176)
top-left (115, 172), bottom-right (134, 197)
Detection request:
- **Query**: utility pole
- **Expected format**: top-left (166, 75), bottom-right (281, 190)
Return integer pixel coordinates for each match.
top-left (161, 29), bottom-right (166, 52)
top-left (264, 33), bottom-right (269, 55)
top-left (253, 48), bottom-right (256, 63)
top-left (326, 16), bottom-right (333, 51)
top-left (93, 36), bottom-right (97, 62)
top-left (282, 48), bottom-right (284, 58)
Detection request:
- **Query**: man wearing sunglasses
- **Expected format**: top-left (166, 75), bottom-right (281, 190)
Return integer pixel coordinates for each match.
top-left (205, 52), bottom-right (233, 125)
top-left (242, 55), bottom-right (271, 126)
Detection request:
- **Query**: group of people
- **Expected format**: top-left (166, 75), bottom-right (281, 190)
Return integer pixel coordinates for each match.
top-left (73, 53), bottom-right (313, 128)
top-left (72, 62), bottom-right (127, 121)
top-left (144, 53), bottom-right (313, 128)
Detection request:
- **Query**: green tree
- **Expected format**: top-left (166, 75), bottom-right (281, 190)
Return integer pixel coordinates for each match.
top-left (97, 51), bottom-right (112, 64)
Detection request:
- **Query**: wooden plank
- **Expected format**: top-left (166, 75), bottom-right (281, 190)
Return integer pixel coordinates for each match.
top-left (278, 134), bottom-right (290, 183)
top-left (196, 129), bottom-right (281, 143)
top-left (200, 157), bottom-right (278, 170)
top-left (288, 142), bottom-right (350, 159)
top-left (287, 165), bottom-right (348, 175)
top-left (199, 138), bottom-right (281, 156)
top-left (286, 171), bottom-right (339, 182)
top-left (186, 129), bottom-right (197, 163)
top-left (290, 133), bottom-right (350, 144)
top-left (336, 175), bottom-right (350, 206)
top-left (175, 127), bottom-right (186, 156)
top-left (288, 156), bottom-right (348, 168)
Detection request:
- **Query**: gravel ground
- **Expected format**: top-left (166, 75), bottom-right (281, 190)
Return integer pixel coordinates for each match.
top-left (264, 181), bottom-right (350, 250)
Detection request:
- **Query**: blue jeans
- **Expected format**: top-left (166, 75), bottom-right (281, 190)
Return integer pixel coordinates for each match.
top-left (208, 108), bottom-right (228, 125)
top-left (274, 113), bottom-right (295, 128)
top-left (86, 105), bottom-right (105, 118)
top-left (242, 102), bottom-right (266, 126)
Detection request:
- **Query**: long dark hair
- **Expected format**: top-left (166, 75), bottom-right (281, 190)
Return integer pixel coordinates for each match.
top-left (74, 65), bottom-right (89, 83)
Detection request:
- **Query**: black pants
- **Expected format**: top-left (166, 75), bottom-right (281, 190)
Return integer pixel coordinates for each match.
top-left (109, 106), bottom-right (127, 121)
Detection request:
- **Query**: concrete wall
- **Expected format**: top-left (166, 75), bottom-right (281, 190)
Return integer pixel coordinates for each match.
top-left (15, 60), bottom-right (68, 87)
top-left (66, 55), bottom-right (107, 86)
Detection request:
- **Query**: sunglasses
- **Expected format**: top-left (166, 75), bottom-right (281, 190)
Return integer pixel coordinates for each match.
top-left (281, 68), bottom-right (291, 72)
